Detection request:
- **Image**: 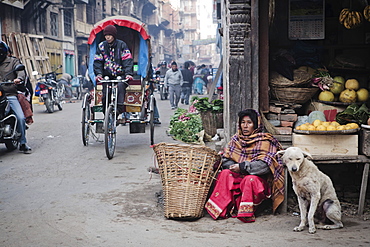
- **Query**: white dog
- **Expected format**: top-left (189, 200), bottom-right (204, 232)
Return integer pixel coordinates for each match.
top-left (277, 147), bottom-right (343, 234)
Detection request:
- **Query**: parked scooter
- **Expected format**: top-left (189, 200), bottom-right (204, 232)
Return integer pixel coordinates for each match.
top-left (71, 75), bottom-right (86, 100)
top-left (155, 71), bottom-right (168, 100)
top-left (0, 64), bottom-right (25, 150)
top-left (34, 65), bottom-right (64, 113)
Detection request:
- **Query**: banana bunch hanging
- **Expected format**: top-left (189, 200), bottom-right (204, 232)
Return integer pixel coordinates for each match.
top-left (339, 8), bottom-right (363, 29)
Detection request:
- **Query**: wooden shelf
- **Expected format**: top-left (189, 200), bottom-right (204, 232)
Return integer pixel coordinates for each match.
top-left (328, 66), bottom-right (370, 73)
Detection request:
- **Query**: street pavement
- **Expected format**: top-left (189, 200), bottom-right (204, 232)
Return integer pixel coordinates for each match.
top-left (0, 92), bottom-right (369, 247)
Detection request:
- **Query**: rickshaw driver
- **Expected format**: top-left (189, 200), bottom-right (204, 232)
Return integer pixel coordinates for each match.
top-left (93, 25), bottom-right (133, 116)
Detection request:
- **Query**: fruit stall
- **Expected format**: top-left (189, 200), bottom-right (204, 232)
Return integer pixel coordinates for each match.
top-left (265, 0), bottom-right (370, 150)
top-left (264, 0), bottom-right (370, 214)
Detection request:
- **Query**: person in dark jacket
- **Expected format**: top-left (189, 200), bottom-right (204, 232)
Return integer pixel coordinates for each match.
top-left (180, 61), bottom-right (194, 105)
top-left (0, 41), bottom-right (31, 153)
top-left (93, 25), bottom-right (133, 114)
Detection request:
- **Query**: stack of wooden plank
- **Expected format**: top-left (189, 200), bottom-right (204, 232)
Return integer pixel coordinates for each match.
top-left (1, 32), bottom-right (51, 86)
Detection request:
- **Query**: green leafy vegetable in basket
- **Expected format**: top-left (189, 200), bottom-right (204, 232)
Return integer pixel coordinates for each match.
top-left (169, 108), bottom-right (203, 143)
top-left (193, 97), bottom-right (223, 113)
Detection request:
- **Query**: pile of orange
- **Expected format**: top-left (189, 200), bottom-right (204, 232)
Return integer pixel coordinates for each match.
top-left (296, 120), bottom-right (359, 131)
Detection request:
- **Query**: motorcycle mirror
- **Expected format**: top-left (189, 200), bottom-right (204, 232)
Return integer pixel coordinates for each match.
top-left (155, 71), bottom-right (160, 75)
top-left (31, 71), bottom-right (39, 76)
top-left (58, 65), bottom-right (63, 69)
top-left (14, 64), bottom-right (25, 72)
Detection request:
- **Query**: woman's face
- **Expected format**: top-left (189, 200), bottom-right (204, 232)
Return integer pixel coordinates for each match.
top-left (240, 116), bottom-right (255, 136)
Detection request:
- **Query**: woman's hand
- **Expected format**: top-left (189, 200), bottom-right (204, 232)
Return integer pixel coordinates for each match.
top-left (229, 164), bottom-right (240, 173)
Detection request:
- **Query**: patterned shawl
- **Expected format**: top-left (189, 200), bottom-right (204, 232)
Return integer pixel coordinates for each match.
top-left (223, 110), bottom-right (285, 213)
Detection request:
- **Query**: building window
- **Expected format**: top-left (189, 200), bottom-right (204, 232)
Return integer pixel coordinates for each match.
top-left (50, 12), bottom-right (58, 36)
top-left (38, 9), bottom-right (46, 34)
top-left (64, 10), bottom-right (72, 36)
top-left (86, 4), bottom-right (94, 24)
top-left (77, 4), bottom-right (84, 21)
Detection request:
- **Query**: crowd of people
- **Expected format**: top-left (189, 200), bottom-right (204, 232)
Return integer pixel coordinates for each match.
top-left (156, 60), bottom-right (213, 110)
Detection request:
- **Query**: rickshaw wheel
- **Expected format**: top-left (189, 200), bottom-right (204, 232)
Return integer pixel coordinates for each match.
top-left (149, 95), bottom-right (155, 145)
top-left (104, 105), bottom-right (116, 159)
top-left (82, 94), bottom-right (90, 146)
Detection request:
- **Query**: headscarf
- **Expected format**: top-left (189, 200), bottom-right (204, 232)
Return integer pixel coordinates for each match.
top-left (223, 109), bottom-right (285, 213)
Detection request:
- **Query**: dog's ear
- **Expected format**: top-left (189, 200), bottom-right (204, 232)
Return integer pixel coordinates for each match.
top-left (302, 150), bottom-right (313, 160)
top-left (276, 150), bottom-right (285, 157)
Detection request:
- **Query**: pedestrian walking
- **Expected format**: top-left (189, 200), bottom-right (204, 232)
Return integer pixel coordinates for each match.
top-left (164, 61), bottom-right (183, 109)
top-left (180, 61), bottom-right (193, 105)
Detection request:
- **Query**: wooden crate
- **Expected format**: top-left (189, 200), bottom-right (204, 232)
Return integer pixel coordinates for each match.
top-left (292, 133), bottom-right (358, 156)
top-left (359, 129), bottom-right (370, 156)
top-left (2, 32), bottom-right (51, 87)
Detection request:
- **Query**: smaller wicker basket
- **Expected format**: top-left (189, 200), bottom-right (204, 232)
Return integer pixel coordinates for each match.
top-left (152, 143), bottom-right (221, 219)
top-left (269, 69), bottom-right (311, 88)
top-left (271, 87), bottom-right (319, 104)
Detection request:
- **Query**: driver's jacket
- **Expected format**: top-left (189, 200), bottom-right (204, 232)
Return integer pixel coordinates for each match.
top-left (93, 39), bottom-right (133, 79)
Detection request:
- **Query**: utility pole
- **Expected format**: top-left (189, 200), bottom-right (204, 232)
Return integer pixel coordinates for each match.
top-left (171, 11), bottom-right (175, 61)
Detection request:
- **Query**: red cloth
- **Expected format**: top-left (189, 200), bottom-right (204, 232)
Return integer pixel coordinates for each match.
top-left (205, 169), bottom-right (270, 223)
top-left (17, 93), bottom-right (33, 125)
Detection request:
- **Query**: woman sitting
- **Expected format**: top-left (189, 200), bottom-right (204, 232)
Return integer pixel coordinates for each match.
top-left (205, 109), bottom-right (285, 222)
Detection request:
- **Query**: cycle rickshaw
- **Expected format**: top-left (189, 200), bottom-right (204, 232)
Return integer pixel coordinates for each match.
top-left (82, 16), bottom-right (156, 159)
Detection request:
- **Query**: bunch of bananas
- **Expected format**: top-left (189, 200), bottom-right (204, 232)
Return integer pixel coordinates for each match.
top-left (339, 8), bottom-right (363, 29)
top-left (364, 5), bottom-right (370, 21)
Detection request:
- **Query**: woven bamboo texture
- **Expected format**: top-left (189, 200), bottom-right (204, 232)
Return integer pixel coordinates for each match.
top-left (269, 69), bottom-right (311, 88)
top-left (271, 87), bottom-right (319, 104)
top-left (200, 111), bottom-right (223, 137)
top-left (153, 143), bottom-right (221, 219)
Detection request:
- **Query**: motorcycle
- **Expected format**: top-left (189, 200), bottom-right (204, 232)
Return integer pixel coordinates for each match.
top-left (0, 64), bottom-right (25, 151)
top-left (156, 71), bottom-right (168, 100)
top-left (34, 65), bottom-right (64, 113)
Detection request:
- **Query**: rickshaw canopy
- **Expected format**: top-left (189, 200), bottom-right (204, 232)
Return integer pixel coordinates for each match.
top-left (88, 16), bottom-right (151, 84)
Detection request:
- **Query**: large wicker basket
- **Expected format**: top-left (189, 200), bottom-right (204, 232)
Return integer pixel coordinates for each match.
top-left (152, 143), bottom-right (221, 219)
top-left (271, 87), bottom-right (319, 104)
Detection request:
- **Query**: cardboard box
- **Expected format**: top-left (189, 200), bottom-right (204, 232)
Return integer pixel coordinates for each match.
top-left (308, 102), bottom-right (346, 122)
top-left (292, 133), bottom-right (358, 156)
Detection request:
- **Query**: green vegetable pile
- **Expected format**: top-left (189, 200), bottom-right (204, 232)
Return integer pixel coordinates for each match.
top-left (336, 103), bottom-right (370, 125)
top-left (192, 96), bottom-right (223, 113)
top-left (169, 108), bottom-right (203, 143)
